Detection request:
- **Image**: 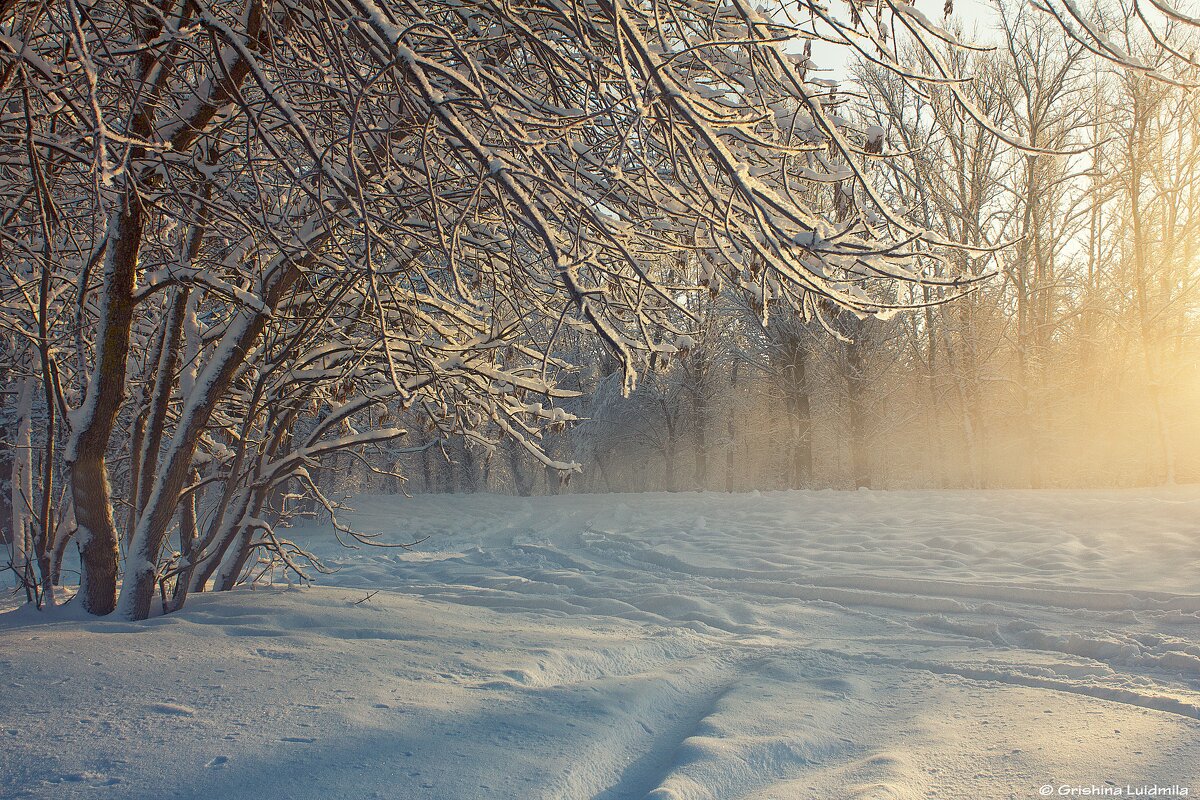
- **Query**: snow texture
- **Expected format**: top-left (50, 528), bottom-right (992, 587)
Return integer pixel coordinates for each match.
top-left (2, 488), bottom-right (1199, 798)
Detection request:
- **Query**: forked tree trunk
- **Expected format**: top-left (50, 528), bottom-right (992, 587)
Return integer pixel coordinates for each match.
top-left (118, 256), bottom-right (306, 620)
top-left (68, 1), bottom-right (271, 616)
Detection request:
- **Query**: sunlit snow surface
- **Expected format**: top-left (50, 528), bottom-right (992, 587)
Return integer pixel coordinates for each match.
top-left (3, 488), bottom-right (1200, 798)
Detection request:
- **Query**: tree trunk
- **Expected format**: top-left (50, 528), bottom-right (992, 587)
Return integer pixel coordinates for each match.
top-left (136, 289), bottom-right (189, 517)
top-left (842, 315), bottom-right (871, 490)
top-left (725, 362), bottom-right (738, 492)
top-left (784, 343), bottom-right (812, 489)
top-left (70, 201), bottom-right (143, 616)
top-left (9, 380), bottom-right (33, 596)
top-left (507, 441), bottom-right (532, 496)
top-left (693, 394), bottom-right (708, 491)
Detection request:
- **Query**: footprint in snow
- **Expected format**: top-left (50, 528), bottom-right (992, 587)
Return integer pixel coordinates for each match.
top-left (281, 736), bottom-right (316, 743)
top-left (149, 702), bottom-right (196, 717)
top-left (53, 772), bottom-right (121, 787)
top-left (205, 756), bottom-right (229, 768)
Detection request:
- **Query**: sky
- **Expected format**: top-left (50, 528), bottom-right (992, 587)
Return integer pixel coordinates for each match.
top-left (803, 0), bottom-right (1007, 81)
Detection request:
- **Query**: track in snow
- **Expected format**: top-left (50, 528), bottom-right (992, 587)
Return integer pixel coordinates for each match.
top-left (307, 490), bottom-right (1200, 722)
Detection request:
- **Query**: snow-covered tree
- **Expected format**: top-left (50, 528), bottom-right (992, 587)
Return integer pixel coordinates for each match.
top-left (4, 0), bottom-right (1199, 618)
top-left (3, 0), bottom-right (986, 618)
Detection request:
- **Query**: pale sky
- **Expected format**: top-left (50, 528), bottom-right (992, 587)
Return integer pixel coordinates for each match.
top-left (804, 0), bottom-right (1006, 81)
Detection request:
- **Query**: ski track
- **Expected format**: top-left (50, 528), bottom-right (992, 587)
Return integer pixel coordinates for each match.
top-left (3, 488), bottom-right (1200, 799)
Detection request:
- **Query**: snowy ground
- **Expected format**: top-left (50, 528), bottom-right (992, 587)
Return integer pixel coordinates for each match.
top-left (3, 488), bottom-right (1200, 799)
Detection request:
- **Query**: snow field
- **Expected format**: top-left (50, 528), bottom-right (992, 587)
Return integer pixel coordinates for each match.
top-left (2, 487), bottom-right (1199, 799)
